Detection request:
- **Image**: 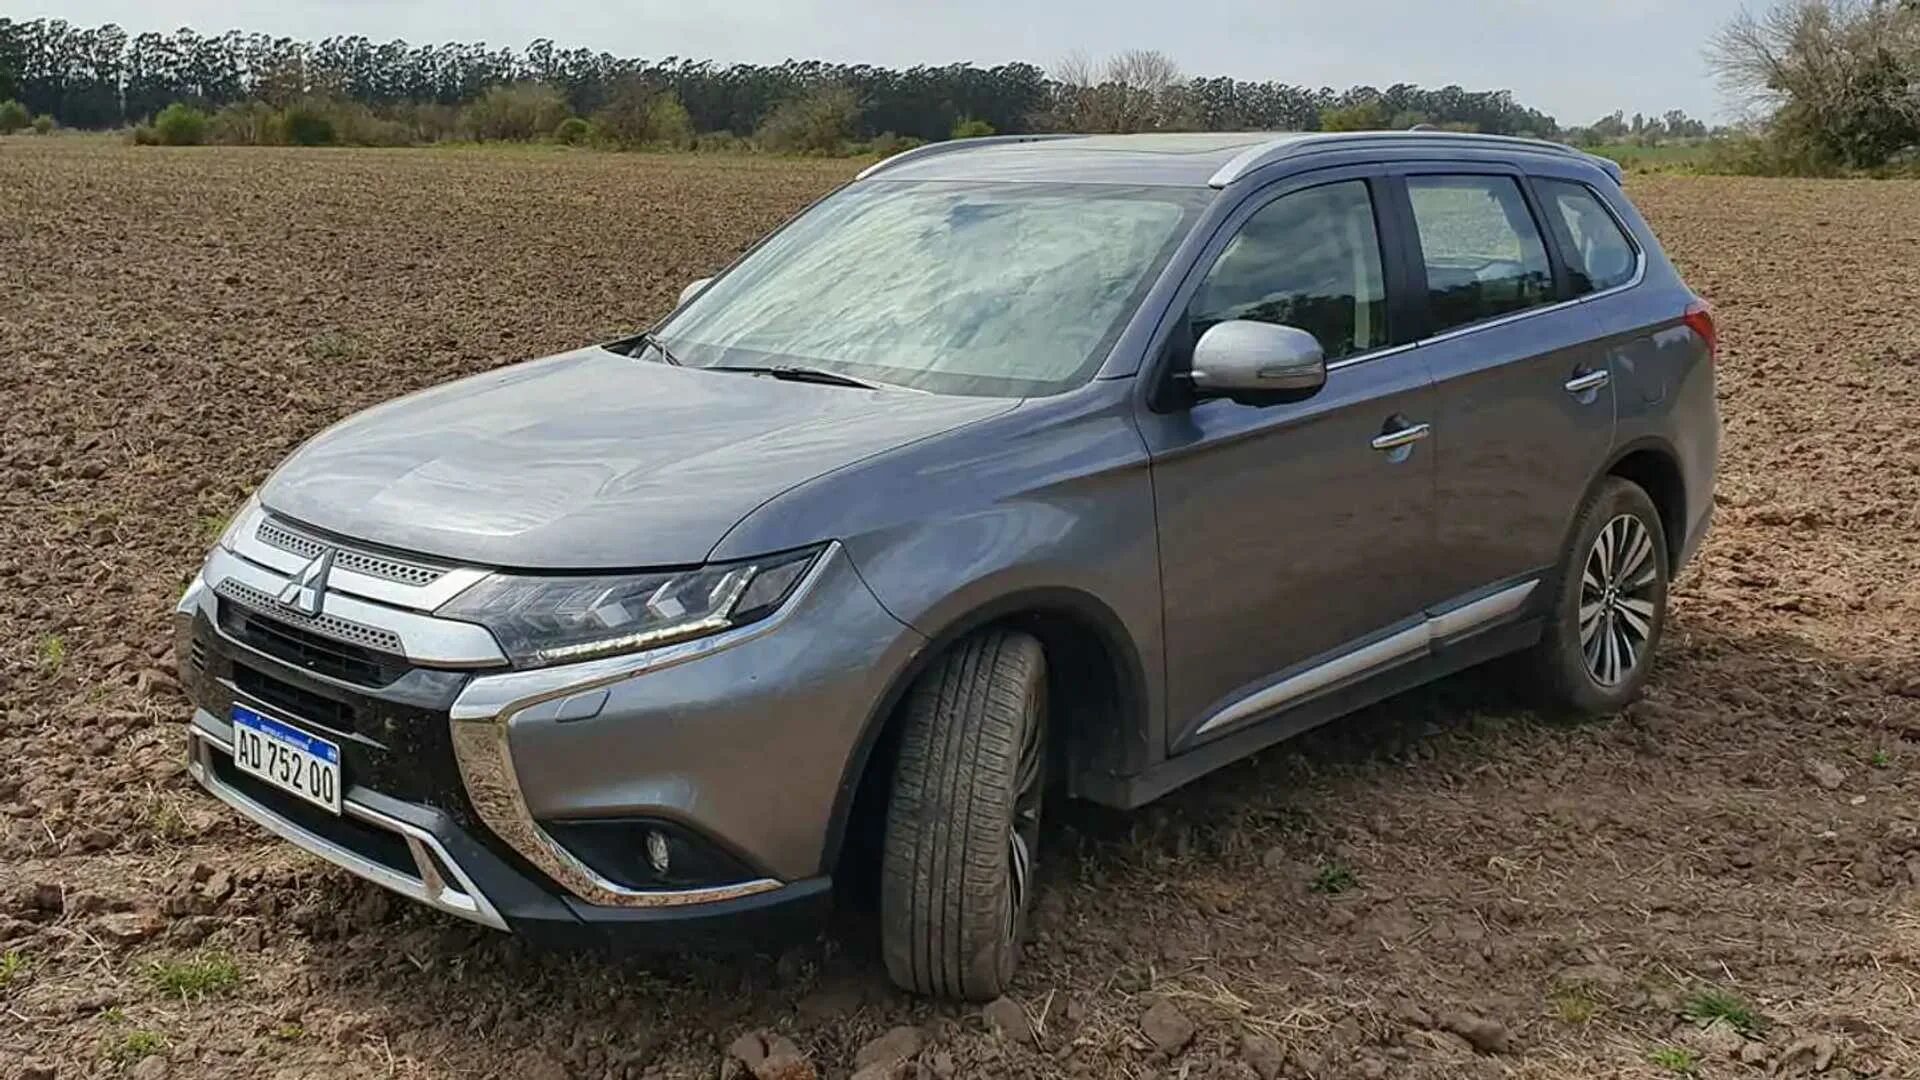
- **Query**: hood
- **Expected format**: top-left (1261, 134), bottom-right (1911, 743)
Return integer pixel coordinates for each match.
top-left (259, 347), bottom-right (1016, 568)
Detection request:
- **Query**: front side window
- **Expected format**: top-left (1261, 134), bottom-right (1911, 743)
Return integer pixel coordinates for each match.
top-left (1538, 178), bottom-right (1639, 295)
top-left (1188, 180), bottom-right (1388, 362)
top-left (655, 181), bottom-right (1210, 397)
top-left (1406, 175), bottom-right (1553, 334)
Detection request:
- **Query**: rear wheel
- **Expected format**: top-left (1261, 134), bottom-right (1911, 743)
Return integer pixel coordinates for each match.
top-left (1526, 476), bottom-right (1670, 716)
top-left (879, 630), bottom-right (1047, 1000)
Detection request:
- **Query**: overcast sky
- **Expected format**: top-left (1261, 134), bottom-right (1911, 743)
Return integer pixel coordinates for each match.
top-left (18, 0), bottom-right (1745, 126)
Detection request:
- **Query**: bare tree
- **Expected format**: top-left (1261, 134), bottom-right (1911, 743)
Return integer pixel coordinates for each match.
top-left (1706, 0), bottom-right (1920, 165)
top-left (1046, 49), bottom-right (1186, 133)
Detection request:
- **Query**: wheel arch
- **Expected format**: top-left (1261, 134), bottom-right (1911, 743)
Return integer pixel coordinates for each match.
top-left (821, 586), bottom-right (1152, 881)
top-left (1602, 437), bottom-right (1688, 571)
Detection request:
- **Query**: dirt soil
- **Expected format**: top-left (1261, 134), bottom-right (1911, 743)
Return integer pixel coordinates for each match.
top-left (2, 139), bottom-right (1918, 1080)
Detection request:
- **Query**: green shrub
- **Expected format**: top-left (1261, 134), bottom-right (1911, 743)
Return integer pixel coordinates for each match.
top-left (593, 81), bottom-right (695, 149)
top-left (31, 113), bottom-right (54, 135)
top-left (280, 104), bottom-right (336, 146)
top-left (1319, 99), bottom-right (1390, 132)
top-left (320, 100), bottom-right (410, 146)
top-left (694, 130), bottom-right (749, 153)
top-left (153, 102), bottom-right (210, 145)
top-left (1700, 130), bottom-right (1842, 177)
top-left (950, 117), bottom-right (995, 139)
top-left (389, 101), bottom-right (462, 143)
top-left (461, 82), bottom-right (569, 142)
top-left (209, 100), bottom-right (279, 145)
top-left (861, 132), bottom-right (924, 157)
top-left (0, 99), bottom-right (27, 133)
top-left (553, 116), bottom-right (592, 145)
top-left (130, 124), bottom-right (159, 145)
top-left (756, 84), bottom-right (862, 155)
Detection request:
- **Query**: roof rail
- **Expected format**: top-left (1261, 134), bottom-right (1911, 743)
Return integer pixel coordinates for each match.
top-left (855, 134), bottom-right (1087, 181)
top-left (1207, 131), bottom-right (1592, 189)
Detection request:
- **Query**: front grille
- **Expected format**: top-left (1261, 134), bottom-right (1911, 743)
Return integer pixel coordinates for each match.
top-left (213, 578), bottom-right (405, 655)
top-left (216, 592), bottom-right (408, 688)
top-left (185, 610), bottom-right (558, 896)
top-left (232, 663), bottom-right (358, 740)
top-left (256, 517), bottom-right (448, 588)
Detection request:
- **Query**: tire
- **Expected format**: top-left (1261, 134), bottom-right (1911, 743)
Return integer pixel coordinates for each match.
top-left (880, 629), bottom-right (1047, 1000)
top-left (1525, 476), bottom-right (1670, 716)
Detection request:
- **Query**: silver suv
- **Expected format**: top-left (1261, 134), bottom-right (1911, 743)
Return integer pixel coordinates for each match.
top-left (176, 131), bottom-right (1718, 1000)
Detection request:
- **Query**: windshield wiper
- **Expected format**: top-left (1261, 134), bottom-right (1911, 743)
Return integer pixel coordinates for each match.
top-left (704, 364), bottom-right (897, 391)
top-left (635, 331), bottom-right (682, 366)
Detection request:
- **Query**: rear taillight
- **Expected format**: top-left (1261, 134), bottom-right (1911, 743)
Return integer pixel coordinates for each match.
top-left (1682, 299), bottom-right (1717, 358)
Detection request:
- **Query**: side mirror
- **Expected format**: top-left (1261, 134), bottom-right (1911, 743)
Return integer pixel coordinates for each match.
top-left (678, 277), bottom-right (713, 307)
top-left (1189, 320), bottom-right (1327, 405)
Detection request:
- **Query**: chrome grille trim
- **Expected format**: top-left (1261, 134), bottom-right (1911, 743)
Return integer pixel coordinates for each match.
top-left (257, 516), bottom-right (448, 588)
top-left (201, 546), bottom-right (507, 667)
top-left (212, 577), bottom-right (407, 655)
top-left (186, 717), bottom-right (507, 932)
top-left (225, 502), bottom-right (492, 614)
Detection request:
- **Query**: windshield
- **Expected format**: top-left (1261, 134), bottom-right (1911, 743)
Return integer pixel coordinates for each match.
top-left (654, 181), bottom-right (1210, 397)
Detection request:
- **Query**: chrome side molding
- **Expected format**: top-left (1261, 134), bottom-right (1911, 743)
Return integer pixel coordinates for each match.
top-left (1194, 579), bottom-right (1539, 739)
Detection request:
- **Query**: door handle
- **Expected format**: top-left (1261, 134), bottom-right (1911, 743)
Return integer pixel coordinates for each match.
top-left (1564, 369), bottom-right (1610, 394)
top-left (1370, 422), bottom-right (1432, 452)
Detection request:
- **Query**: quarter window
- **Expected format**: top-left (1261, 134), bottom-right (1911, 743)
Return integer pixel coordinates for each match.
top-left (1188, 180), bottom-right (1388, 363)
top-left (1538, 178), bottom-right (1638, 294)
top-left (1406, 175), bottom-right (1554, 334)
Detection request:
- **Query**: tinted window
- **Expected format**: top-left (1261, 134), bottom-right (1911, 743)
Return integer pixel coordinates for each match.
top-left (1189, 180), bottom-right (1388, 362)
top-left (1539, 178), bottom-right (1638, 294)
top-left (658, 181), bottom-right (1209, 398)
top-left (1406, 175), bottom-right (1554, 334)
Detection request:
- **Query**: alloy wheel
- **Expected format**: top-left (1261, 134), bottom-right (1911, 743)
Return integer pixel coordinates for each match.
top-left (1579, 514), bottom-right (1660, 687)
top-left (1005, 688), bottom-right (1046, 943)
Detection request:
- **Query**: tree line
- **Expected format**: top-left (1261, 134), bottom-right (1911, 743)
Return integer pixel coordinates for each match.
top-left (0, 18), bottom-right (1562, 142)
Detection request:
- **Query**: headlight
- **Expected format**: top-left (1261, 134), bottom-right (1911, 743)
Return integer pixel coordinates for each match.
top-left (217, 493), bottom-right (260, 552)
top-left (436, 546), bottom-right (822, 668)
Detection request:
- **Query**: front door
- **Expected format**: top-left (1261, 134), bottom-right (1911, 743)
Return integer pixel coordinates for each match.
top-left (1392, 169), bottom-right (1620, 602)
top-left (1136, 176), bottom-right (1440, 750)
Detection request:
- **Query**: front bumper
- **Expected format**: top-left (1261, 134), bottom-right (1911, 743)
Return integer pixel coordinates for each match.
top-left (175, 511), bottom-right (915, 947)
top-left (185, 708), bottom-right (832, 947)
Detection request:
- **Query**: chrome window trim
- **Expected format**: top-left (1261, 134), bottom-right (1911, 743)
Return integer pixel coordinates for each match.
top-left (1325, 341), bottom-right (1418, 373)
top-left (1409, 251), bottom-right (1648, 350)
top-left (202, 546), bottom-right (508, 668)
top-left (185, 716), bottom-right (508, 932)
top-left (444, 544), bottom-right (841, 909)
top-left (1194, 579), bottom-right (1538, 739)
top-left (226, 503), bottom-right (491, 613)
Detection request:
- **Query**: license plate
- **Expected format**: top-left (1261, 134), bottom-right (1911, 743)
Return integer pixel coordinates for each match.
top-left (230, 704), bottom-right (342, 814)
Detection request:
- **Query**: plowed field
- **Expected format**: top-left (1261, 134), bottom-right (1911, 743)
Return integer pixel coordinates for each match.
top-left (2, 139), bottom-right (1917, 1079)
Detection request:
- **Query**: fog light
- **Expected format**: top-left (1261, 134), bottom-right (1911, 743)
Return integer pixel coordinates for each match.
top-left (645, 829), bottom-right (671, 875)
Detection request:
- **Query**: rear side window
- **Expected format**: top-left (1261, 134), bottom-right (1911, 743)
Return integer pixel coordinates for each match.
top-left (1538, 178), bottom-right (1639, 294)
top-left (1405, 175), bottom-right (1554, 334)
top-left (1188, 180), bottom-right (1388, 362)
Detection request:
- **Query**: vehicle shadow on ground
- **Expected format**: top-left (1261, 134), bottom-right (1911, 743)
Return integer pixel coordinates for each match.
top-left (298, 611), bottom-right (1910, 1066)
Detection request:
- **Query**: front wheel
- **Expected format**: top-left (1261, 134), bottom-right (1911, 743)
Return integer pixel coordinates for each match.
top-left (879, 630), bottom-right (1047, 1000)
top-left (1525, 476), bottom-right (1670, 716)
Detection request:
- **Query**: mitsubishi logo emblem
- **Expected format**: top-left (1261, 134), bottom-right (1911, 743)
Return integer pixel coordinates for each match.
top-left (275, 549), bottom-right (335, 617)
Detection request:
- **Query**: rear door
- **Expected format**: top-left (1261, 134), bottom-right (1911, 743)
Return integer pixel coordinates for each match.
top-left (1389, 166), bottom-right (1618, 605)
